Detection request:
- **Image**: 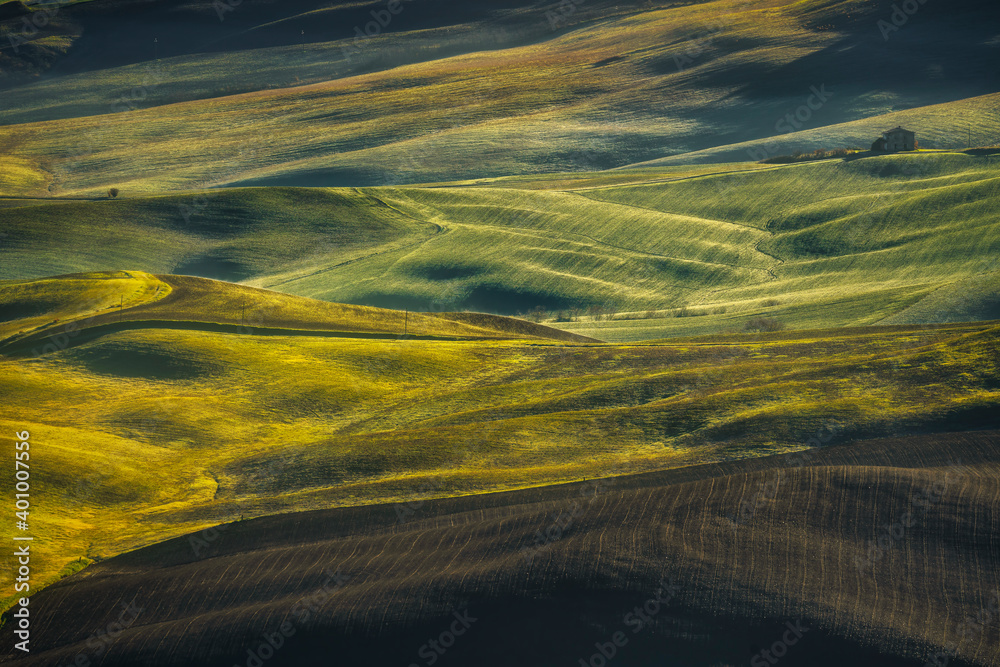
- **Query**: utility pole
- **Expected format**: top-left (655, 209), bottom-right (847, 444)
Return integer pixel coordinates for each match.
top-left (403, 309), bottom-right (408, 337)
top-left (241, 298), bottom-right (245, 327)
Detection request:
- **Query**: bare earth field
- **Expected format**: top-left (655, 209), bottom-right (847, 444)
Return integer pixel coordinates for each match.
top-left (3, 429), bottom-right (998, 666)
top-left (1, 0), bottom-right (998, 664)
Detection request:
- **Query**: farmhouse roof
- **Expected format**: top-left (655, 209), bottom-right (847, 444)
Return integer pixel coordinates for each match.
top-left (883, 126), bottom-right (914, 134)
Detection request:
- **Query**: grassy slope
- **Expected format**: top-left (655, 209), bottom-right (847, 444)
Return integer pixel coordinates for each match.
top-left (0, 0), bottom-right (623, 123)
top-left (4, 429), bottom-right (998, 666)
top-left (0, 271), bottom-right (595, 347)
top-left (628, 93), bottom-right (1000, 166)
top-left (0, 187), bottom-right (433, 280)
top-left (3, 152), bottom-right (996, 339)
top-left (0, 270), bottom-right (163, 341)
top-left (0, 0), bottom-right (996, 195)
top-left (0, 0), bottom-right (995, 658)
top-left (566, 151), bottom-right (1000, 339)
top-left (1, 273), bottom-right (998, 610)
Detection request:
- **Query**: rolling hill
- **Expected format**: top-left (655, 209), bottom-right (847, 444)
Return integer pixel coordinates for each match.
top-left (0, 0), bottom-right (998, 662)
top-left (2, 428), bottom-right (997, 666)
top-left (1, 272), bottom-right (998, 615)
top-left (2, 152), bottom-right (998, 340)
top-left (0, 0), bottom-right (997, 194)
top-left (0, 271), bottom-right (594, 349)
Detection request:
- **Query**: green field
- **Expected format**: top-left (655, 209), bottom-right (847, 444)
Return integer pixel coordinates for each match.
top-left (1, 0), bottom-right (999, 655)
top-left (1, 0), bottom-right (996, 195)
top-left (2, 152), bottom-right (998, 340)
top-left (2, 273), bottom-right (999, 611)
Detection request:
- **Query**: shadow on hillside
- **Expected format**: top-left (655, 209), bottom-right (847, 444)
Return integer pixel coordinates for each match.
top-left (357, 283), bottom-right (573, 315)
top-left (189, 594), bottom-right (953, 667)
top-left (173, 254), bottom-right (254, 282)
top-left (66, 340), bottom-right (222, 380)
top-left (0, 299), bottom-right (58, 322)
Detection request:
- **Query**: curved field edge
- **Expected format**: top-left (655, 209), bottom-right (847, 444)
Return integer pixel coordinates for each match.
top-left (2, 430), bottom-right (997, 666)
top-left (1, 154), bottom-right (998, 340)
top-left (1, 273), bottom-right (998, 613)
top-left (0, 272), bottom-right (596, 350)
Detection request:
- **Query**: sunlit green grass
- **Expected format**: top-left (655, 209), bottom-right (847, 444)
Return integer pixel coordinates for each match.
top-left (0, 187), bottom-right (428, 280)
top-left (0, 271), bottom-right (165, 341)
top-left (2, 154), bottom-right (998, 339)
top-left (2, 274), bottom-right (998, 610)
top-left (2, 0), bottom-right (991, 195)
top-left (0, 272), bottom-right (589, 351)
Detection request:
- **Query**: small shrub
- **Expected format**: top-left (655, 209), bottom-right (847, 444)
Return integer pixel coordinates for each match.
top-left (108, 188), bottom-right (120, 199)
top-left (519, 306), bottom-right (548, 323)
top-left (674, 306), bottom-right (708, 318)
top-left (759, 148), bottom-right (859, 164)
top-left (744, 316), bottom-right (784, 333)
top-left (586, 304), bottom-right (621, 321)
top-left (760, 299), bottom-right (781, 308)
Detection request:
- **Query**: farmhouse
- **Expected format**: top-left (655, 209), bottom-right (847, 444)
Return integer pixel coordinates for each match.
top-left (874, 126), bottom-right (916, 152)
